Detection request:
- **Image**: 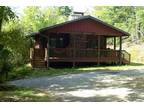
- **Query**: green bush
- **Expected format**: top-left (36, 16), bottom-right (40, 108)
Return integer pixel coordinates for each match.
top-left (8, 65), bottom-right (32, 80)
top-left (0, 44), bottom-right (12, 83)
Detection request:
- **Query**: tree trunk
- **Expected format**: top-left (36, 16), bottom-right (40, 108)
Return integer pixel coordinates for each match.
top-left (0, 6), bottom-right (4, 33)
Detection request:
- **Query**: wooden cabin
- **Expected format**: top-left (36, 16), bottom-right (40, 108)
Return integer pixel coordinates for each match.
top-left (30, 15), bottom-right (131, 68)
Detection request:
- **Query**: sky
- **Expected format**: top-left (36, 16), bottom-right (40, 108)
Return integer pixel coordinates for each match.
top-left (73, 6), bottom-right (93, 12)
top-left (14, 6), bottom-right (93, 16)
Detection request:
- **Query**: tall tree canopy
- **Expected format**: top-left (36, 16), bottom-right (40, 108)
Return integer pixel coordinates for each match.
top-left (92, 6), bottom-right (144, 43)
top-left (0, 6), bottom-right (17, 82)
top-left (21, 6), bottom-right (73, 35)
top-left (58, 6), bottom-right (73, 17)
top-left (0, 6), bottom-right (16, 32)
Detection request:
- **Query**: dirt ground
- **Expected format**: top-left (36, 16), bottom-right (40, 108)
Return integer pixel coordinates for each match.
top-left (10, 69), bottom-right (144, 102)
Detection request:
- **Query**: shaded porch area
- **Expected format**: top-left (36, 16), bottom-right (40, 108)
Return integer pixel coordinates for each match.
top-left (49, 48), bottom-right (130, 64)
top-left (30, 33), bottom-right (130, 68)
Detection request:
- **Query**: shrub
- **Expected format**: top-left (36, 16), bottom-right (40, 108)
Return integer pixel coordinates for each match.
top-left (8, 65), bottom-right (32, 80)
top-left (0, 44), bottom-right (12, 83)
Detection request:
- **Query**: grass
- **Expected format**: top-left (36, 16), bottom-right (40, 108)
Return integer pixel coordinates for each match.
top-left (0, 85), bottom-right (61, 102)
top-left (8, 63), bottom-right (144, 81)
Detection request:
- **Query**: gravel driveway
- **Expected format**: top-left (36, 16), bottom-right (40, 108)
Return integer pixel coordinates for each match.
top-left (9, 69), bottom-right (144, 102)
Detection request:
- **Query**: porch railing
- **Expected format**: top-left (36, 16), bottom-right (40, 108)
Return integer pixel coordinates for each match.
top-left (121, 50), bottom-right (131, 64)
top-left (49, 48), bottom-right (73, 57)
top-left (30, 48), bottom-right (131, 64)
top-left (49, 48), bottom-right (119, 59)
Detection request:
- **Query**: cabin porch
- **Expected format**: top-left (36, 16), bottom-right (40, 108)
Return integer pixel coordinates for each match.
top-left (30, 33), bottom-right (130, 68)
top-left (49, 48), bottom-right (130, 64)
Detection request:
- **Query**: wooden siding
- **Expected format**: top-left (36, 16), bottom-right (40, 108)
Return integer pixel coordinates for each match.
top-left (45, 19), bottom-right (125, 36)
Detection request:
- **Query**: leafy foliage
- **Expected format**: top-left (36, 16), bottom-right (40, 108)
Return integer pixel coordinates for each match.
top-left (0, 6), bottom-right (17, 32)
top-left (21, 6), bottom-right (73, 35)
top-left (0, 6), bottom-right (17, 83)
top-left (92, 6), bottom-right (144, 43)
top-left (1, 21), bottom-right (30, 65)
top-left (0, 44), bottom-right (12, 83)
top-left (58, 6), bottom-right (73, 17)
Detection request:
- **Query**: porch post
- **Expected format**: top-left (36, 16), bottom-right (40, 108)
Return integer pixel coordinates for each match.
top-left (119, 36), bottom-right (122, 65)
top-left (72, 34), bottom-right (76, 67)
top-left (46, 35), bottom-right (50, 68)
top-left (98, 35), bottom-right (101, 65)
top-left (114, 37), bottom-right (116, 50)
top-left (30, 48), bottom-right (34, 67)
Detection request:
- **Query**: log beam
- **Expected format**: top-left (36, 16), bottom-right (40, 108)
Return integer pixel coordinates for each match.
top-left (46, 35), bottom-right (49, 68)
top-left (114, 37), bottom-right (116, 50)
top-left (72, 34), bottom-right (76, 67)
top-left (119, 36), bottom-right (122, 65)
top-left (98, 35), bottom-right (100, 65)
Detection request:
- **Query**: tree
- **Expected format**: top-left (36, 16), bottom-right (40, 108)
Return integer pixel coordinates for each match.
top-left (1, 21), bottom-right (29, 65)
top-left (0, 44), bottom-right (11, 83)
top-left (21, 6), bottom-right (73, 35)
top-left (0, 6), bottom-right (16, 33)
top-left (58, 6), bottom-right (73, 17)
top-left (92, 6), bottom-right (144, 43)
top-left (0, 6), bottom-right (16, 82)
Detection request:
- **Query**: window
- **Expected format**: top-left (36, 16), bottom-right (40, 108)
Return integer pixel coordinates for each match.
top-left (59, 37), bottom-right (64, 47)
top-left (50, 38), bottom-right (57, 48)
top-left (49, 33), bottom-right (70, 48)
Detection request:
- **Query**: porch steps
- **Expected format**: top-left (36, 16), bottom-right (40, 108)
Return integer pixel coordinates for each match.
top-left (32, 49), bottom-right (46, 68)
top-left (32, 59), bottom-right (46, 68)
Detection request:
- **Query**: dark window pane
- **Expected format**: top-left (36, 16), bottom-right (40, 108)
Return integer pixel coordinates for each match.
top-left (49, 33), bottom-right (70, 48)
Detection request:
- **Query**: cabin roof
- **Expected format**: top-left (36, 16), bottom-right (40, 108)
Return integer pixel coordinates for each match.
top-left (39, 15), bottom-right (130, 36)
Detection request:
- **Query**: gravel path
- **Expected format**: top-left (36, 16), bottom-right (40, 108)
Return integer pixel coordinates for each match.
top-left (9, 69), bottom-right (144, 102)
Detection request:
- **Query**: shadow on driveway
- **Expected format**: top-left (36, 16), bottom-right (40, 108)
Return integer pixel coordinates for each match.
top-left (10, 69), bottom-right (144, 102)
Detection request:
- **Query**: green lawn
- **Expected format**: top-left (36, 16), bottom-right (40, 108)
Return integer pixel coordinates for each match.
top-left (0, 85), bottom-right (61, 102)
top-left (8, 63), bottom-right (144, 81)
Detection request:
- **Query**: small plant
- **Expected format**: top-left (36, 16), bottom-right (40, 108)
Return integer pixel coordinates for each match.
top-left (9, 65), bottom-right (32, 80)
